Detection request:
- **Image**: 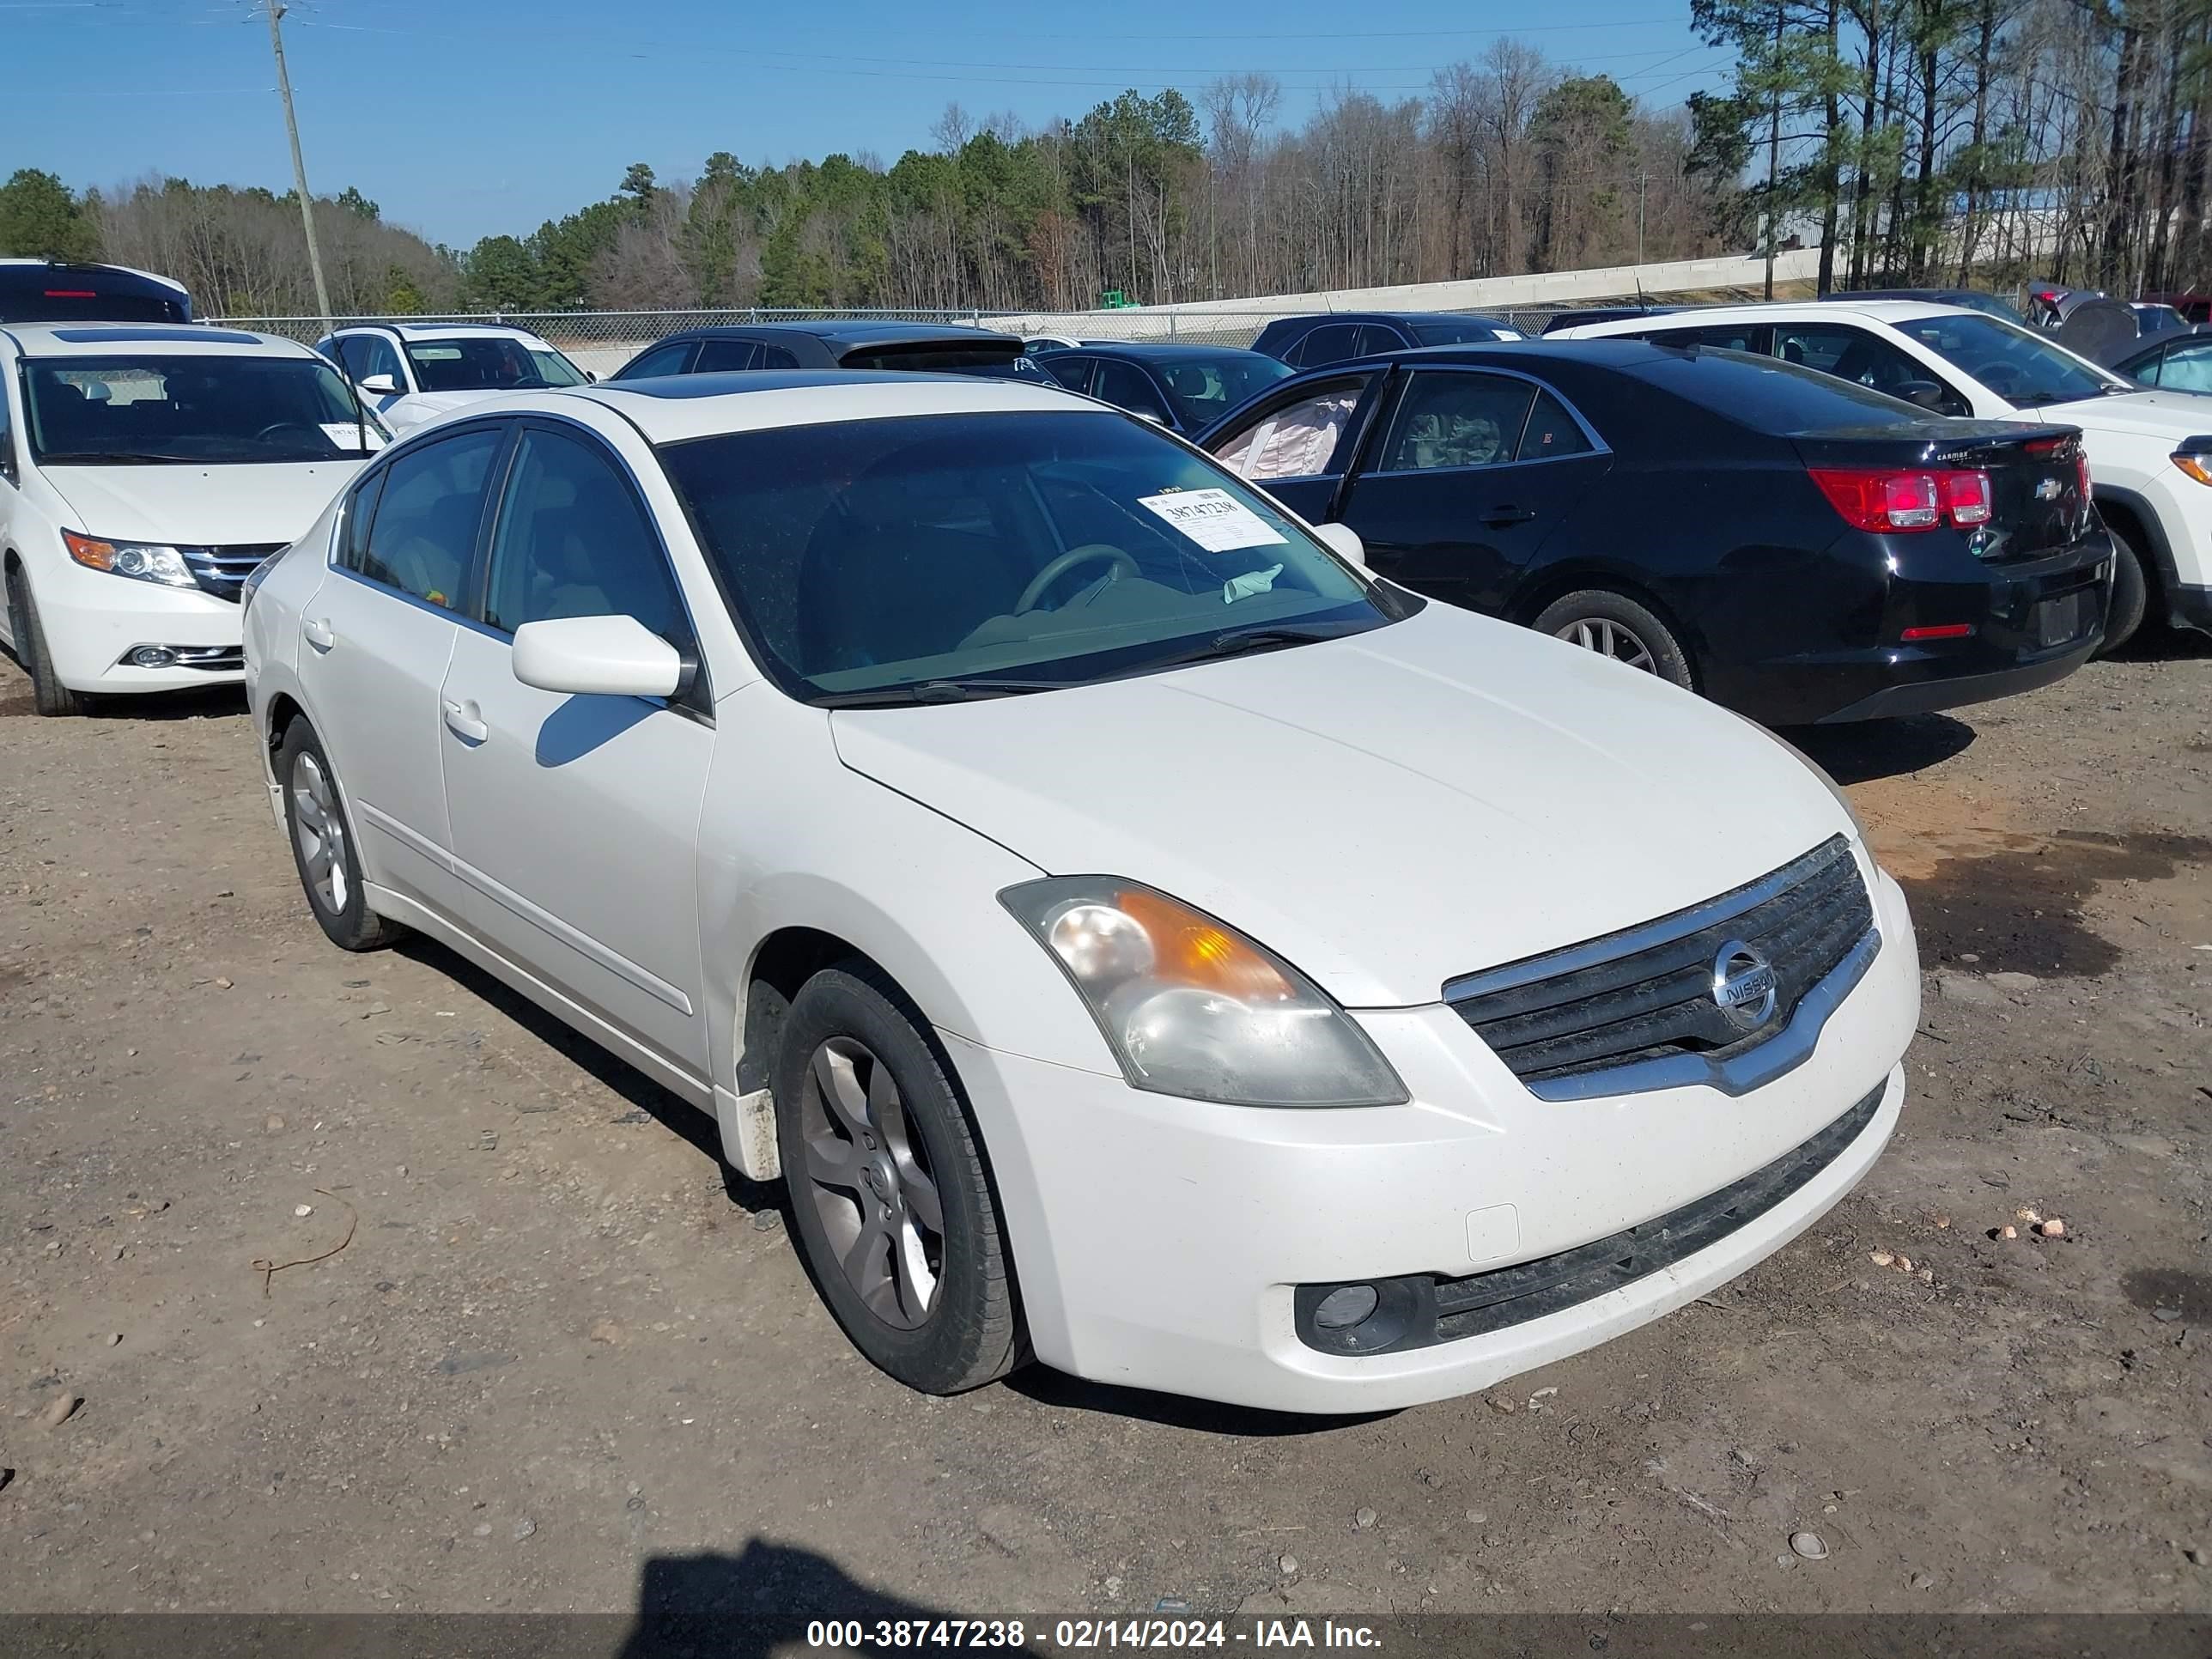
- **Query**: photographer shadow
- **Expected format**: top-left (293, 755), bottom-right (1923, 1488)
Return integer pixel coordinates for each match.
top-left (617, 1540), bottom-right (1038, 1659)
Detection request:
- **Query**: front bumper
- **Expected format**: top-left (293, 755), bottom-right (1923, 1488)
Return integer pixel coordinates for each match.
top-left (38, 564), bottom-right (244, 694)
top-left (1711, 538), bottom-right (2111, 726)
top-left (2170, 580), bottom-right (2212, 636)
top-left (949, 865), bottom-right (1918, 1413)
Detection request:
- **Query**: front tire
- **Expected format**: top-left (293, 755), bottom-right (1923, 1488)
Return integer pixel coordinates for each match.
top-left (1531, 588), bottom-right (1696, 690)
top-left (774, 963), bottom-right (1023, 1395)
top-left (278, 718), bottom-right (398, 951)
top-left (5, 565), bottom-right (90, 718)
top-left (2096, 525), bottom-right (2148, 656)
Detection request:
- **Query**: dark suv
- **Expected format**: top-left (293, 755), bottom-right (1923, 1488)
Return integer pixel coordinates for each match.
top-left (0, 260), bottom-right (192, 324)
top-left (1249, 312), bottom-right (1522, 368)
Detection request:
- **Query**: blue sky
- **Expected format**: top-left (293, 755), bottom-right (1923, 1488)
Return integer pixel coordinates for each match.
top-left (3, 0), bottom-right (1725, 248)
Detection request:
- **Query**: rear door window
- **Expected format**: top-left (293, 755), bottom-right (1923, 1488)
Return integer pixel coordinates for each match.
top-left (1293, 323), bottom-right (1365, 368)
top-left (1372, 372), bottom-right (1536, 472)
top-left (692, 337), bottom-right (760, 373)
top-left (1518, 389), bottom-right (1596, 461)
top-left (2155, 338), bottom-right (2212, 392)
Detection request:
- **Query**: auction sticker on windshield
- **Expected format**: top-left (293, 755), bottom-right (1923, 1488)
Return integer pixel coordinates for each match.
top-left (1139, 488), bottom-right (1288, 553)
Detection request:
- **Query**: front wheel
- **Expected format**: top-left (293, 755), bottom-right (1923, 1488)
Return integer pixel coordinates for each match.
top-left (278, 718), bottom-right (398, 951)
top-left (5, 565), bottom-right (90, 717)
top-left (2095, 526), bottom-right (2148, 657)
top-left (1531, 588), bottom-right (1696, 690)
top-left (774, 963), bottom-right (1023, 1395)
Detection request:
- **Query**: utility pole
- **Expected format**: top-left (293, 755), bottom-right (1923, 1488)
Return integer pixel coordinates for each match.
top-left (264, 0), bottom-right (331, 327)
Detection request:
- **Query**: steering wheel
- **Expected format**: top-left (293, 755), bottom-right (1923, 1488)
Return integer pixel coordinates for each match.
top-left (253, 421), bottom-right (319, 443)
top-left (1973, 361), bottom-right (2026, 396)
top-left (1016, 544), bottom-right (1139, 614)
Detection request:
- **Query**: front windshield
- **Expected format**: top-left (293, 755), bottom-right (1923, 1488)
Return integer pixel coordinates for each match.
top-left (1893, 311), bottom-right (2118, 406)
top-left (658, 410), bottom-right (1396, 702)
top-left (405, 337), bottom-right (564, 392)
top-left (1152, 354), bottom-right (1293, 428)
top-left (1947, 291), bottom-right (2027, 325)
top-left (527, 345), bottom-right (587, 386)
top-left (23, 354), bottom-right (387, 465)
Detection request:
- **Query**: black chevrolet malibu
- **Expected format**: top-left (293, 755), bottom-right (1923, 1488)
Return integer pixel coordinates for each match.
top-left (1194, 339), bottom-right (2114, 726)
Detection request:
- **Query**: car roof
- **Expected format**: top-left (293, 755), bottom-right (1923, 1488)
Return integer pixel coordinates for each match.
top-left (1303, 337), bottom-right (1679, 374)
top-left (549, 369), bottom-right (1103, 442)
top-left (1054, 341), bottom-right (1272, 361)
top-left (1271, 311), bottom-right (1505, 329)
top-left (337, 321), bottom-right (553, 343)
top-left (0, 258), bottom-right (191, 296)
top-left (1566, 299), bottom-right (1963, 334)
top-left (661, 320), bottom-right (1019, 348)
top-left (0, 321), bottom-right (312, 358)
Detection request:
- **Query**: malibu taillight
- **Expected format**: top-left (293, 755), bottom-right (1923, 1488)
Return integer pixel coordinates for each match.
top-left (1809, 466), bottom-right (1992, 533)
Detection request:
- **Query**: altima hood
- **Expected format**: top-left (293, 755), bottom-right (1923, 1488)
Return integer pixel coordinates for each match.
top-left (40, 460), bottom-right (364, 547)
top-left (830, 605), bottom-right (1853, 1008)
top-left (2031, 388), bottom-right (2212, 440)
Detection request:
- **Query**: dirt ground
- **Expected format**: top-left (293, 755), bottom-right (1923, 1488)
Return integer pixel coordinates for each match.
top-left (1, 632), bottom-right (2207, 1625)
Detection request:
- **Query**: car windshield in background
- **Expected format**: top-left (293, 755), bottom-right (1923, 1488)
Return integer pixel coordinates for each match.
top-left (1943, 292), bottom-right (2028, 325)
top-left (1408, 318), bottom-right (1516, 345)
top-left (404, 337), bottom-right (561, 392)
top-left (1894, 312), bottom-right (2118, 405)
top-left (1152, 354), bottom-right (1294, 427)
top-left (22, 355), bottom-right (384, 465)
top-left (657, 410), bottom-right (1395, 703)
top-left (1638, 345), bottom-right (1936, 435)
top-left (526, 347), bottom-right (588, 386)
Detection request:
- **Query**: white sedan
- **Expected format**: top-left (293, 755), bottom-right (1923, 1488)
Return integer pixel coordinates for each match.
top-left (241, 372), bottom-right (1920, 1412)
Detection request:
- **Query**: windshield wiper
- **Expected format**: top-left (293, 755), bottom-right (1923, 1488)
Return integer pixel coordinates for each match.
top-left (1136, 623), bottom-right (1363, 672)
top-left (817, 677), bottom-right (1068, 707)
top-left (36, 450), bottom-right (203, 465)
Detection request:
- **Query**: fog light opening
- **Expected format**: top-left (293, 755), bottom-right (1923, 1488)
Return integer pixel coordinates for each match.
top-left (1313, 1283), bottom-right (1381, 1331)
top-left (127, 645), bottom-right (178, 668)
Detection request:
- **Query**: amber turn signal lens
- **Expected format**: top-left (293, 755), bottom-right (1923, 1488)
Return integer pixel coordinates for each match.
top-left (1114, 887), bottom-right (1294, 1001)
top-left (63, 530), bottom-right (120, 570)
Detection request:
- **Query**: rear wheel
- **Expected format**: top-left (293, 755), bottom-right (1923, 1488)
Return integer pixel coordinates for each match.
top-left (1531, 588), bottom-right (1696, 690)
top-left (279, 718), bottom-right (398, 951)
top-left (4, 565), bottom-right (90, 717)
top-left (775, 963), bottom-right (1023, 1395)
top-left (2095, 525), bottom-right (2148, 656)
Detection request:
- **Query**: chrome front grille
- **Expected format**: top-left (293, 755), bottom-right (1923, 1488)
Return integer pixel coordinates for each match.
top-left (182, 543), bottom-right (286, 603)
top-left (1445, 835), bottom-right (1877, 1100)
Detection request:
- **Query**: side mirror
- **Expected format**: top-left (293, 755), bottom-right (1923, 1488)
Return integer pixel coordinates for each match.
top-left (1897, 380), bottom-right (1948, 412)
top-left (1135, 408), bottom-right (1169, 425)
top-left (513, 614), bottom-right (685, 699)
top-left (585, 370), bottom-right (599, 383)
top-left (357, 374), bottom-right (400, 396)
top-left (1311, 520), bottom-right (1366, 568)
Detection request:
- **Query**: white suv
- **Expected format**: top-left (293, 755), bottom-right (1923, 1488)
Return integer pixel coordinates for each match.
top-left (1555, 301), bottom-right (2212, 650)
top-left (0, 321), bottom-right (382, 715)
top-left (315, 322), bottom-right (590, 434)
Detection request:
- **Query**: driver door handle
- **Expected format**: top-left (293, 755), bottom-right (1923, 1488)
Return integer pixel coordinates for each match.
top-left (441, 698), bottom-right (489, 744)
top-left (1481, 504), bottom-right (1539, 527)
top-left (301, 617), bottom-right (336, 652)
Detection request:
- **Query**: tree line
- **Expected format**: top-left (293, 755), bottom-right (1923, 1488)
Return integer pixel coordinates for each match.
top-left (7, 3), bottom-right (2212, 319)
top-left (1691, 0), bottom-right (2212, 296)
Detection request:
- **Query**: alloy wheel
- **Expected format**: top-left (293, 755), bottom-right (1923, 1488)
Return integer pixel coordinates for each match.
top-left (290, 751), bottom-right (349, 915)
top-left (797, 1036), bottom-right (945, 1329)
top-left (1554, 616), bottom-right (1658, 673)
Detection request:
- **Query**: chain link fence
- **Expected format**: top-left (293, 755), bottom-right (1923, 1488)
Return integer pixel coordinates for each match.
top-left (214, 302), bottom-right (1618, 380)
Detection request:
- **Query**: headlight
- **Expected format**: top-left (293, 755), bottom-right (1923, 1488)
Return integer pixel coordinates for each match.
top-left (1000, 877), bottom-right (1408, 1108)
top-left (64, 531), bottom-right (198, 590)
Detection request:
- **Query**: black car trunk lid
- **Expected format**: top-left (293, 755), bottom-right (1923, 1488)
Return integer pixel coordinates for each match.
top-left (1792, 422), bottom-right (2091, 561)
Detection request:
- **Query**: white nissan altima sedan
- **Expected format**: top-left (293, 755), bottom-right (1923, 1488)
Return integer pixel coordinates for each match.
top-left (241, 370), bottom-right (1920, 1413)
